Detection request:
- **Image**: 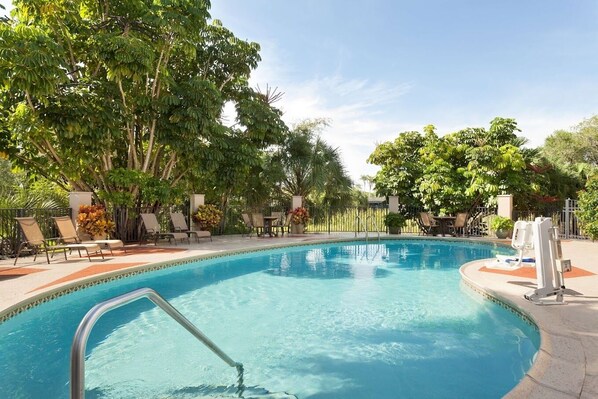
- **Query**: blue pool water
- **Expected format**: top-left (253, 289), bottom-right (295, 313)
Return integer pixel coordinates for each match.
top-left (0, 240), bottom-right (539, 398)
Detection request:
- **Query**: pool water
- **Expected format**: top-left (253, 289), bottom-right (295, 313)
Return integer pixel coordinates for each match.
top-left (0, 240), bottom-right (539, 398)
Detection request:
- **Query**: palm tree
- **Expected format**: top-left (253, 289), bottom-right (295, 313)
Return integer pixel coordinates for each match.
top-left (270, 119), bottom-right (353, 207)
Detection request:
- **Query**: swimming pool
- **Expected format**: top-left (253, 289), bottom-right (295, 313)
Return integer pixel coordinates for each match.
top-left (0, 239), bottom-right (539, 398)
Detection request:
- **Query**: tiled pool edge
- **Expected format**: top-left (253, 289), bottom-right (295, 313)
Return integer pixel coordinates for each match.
top-left (460, 260), bottom-right (586, 399)
top-left (0, 236), bottom-right (500, 324)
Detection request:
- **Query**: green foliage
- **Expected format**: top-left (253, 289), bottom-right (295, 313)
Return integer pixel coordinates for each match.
top-left (383, 212), bottom-right (407, 228)
top-left (577, 177), bottom-right (598, 240)
top-left (0, 158), bottom-right (68, 208)
top-left (0, 0), bottom-right (286, 212)
top-left (542, 116), bottom-right (598, 181)
top-left (490, 216), bottom-right (514, 232)
top-left (269, 119), bottom-right (354, 209)
top-left (368, 118), bottom-right (537, 214)
top-left (192, 204), bottom-right (223, 229)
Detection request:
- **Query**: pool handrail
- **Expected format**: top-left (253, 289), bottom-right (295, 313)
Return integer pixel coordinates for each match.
top-left (365, 215), bottom-right (381, 242)
top-left (70, 287), bottom-right (244, 399)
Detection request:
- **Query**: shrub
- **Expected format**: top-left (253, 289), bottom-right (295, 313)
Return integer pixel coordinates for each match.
top-left (77, 205), bottom-right (115, 237)
top-left (383, 212), bottom-right (407, 228)
top-left (491, 216), bottom-right (514, 232)
top-left (192, 204), bottom-right (223, 229)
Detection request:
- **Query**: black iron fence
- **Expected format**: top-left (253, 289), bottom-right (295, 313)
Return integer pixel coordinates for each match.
top-left (1, 200), bottom-right (588, 258)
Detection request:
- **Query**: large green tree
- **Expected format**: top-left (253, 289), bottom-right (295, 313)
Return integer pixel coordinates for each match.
top-left (542, 115), bottom-right (598, 181)
top-left (368, 118), bottom-right (530, 215)
top-left (0, 0), bottom-right (286, 209)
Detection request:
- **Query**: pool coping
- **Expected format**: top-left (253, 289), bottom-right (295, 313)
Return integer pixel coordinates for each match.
top-left (2, 235), bottom-right (597, 398)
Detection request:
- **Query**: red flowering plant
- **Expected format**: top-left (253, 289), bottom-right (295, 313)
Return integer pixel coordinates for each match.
top-left (76, 205), bottom-right (115, 237)
top-left (290, 207), bottom-right (309, 225)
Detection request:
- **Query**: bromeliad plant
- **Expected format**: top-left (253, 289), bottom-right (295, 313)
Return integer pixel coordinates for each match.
top-left (291, 207), bottom-right (310, 225)
top-left (77, 205), bottom-right (115, 237)
top-left (192, 204), bottom-right (223, 230)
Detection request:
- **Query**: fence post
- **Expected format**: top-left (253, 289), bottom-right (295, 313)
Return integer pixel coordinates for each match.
top-left (564, 198), bottom-right (571, 239)
top-left (327, 207), bottom-right (331, 235)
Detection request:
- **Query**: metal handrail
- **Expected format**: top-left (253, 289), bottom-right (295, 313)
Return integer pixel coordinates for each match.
top-left (366, 215), bottom-right (381, 242)
top-left (354, 215), bottom-right (362, 238)
top-left (70, 287), bottom-right (244, 399)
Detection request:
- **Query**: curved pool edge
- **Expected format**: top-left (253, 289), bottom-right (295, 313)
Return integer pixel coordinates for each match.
top-left (460, 259), bottom-right (586, 398)
top-left (0, 235), bottom-right (491, 323)
top-left (3, 235), bottom-right (595, 398)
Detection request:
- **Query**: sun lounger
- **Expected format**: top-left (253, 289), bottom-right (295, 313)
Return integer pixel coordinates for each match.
top-left (52, 216), bottom-right (125, 255)
top-left (140, 213), bottom-right (188, 245)
top-left (14, 217), bottom-right (104, 265)
top-left (170, 212), bottom-right (212, 242)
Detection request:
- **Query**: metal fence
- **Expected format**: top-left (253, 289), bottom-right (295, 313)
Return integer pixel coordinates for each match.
top-left (1, 199), bottom-right (588, 257)
top-left (514, 199), bottom-right (588, 240)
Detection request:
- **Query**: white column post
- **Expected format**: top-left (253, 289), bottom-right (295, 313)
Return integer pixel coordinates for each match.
top-left (497, 194), bottom-right (513, 219)
top-left (190, 194), bottom-right (205, 228)
top-left (69, 192), bottom-right (92, 224)
top-left (388, 196), bottom-right (399, 213)
top-left (291, 196), bottom-right (303, 210)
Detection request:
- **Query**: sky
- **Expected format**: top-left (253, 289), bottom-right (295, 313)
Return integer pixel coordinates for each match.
top-left (2, 0), bottom-right (598, 184)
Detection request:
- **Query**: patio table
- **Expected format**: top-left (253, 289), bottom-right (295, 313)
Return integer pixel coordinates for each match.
top-left (433, 216), bottom-right (456, 237)
top-left (263, 216), bottom-right (279, 237)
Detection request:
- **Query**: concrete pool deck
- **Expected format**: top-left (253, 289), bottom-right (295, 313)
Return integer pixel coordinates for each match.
top-left (0, 233), bottom-right (597, 398)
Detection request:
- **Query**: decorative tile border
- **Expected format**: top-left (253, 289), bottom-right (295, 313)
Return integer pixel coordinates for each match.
top-left (0, 237), bottom-right (518, 325)
top-left (461, 277), bottom-right (538, 330)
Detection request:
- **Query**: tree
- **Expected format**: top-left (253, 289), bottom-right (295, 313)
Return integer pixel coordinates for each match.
top-left (0, 0), bottom-right (286, 212)
top-left (368, 118), bottom-right (530, 215)
top-left (269, 119), bottom-right (354, 208)
top-left (542, 116), bottom-right (598, 181)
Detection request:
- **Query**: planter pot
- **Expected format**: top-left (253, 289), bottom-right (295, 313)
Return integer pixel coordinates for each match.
top-left (388, 227), bottom-right (401, 235)
top-left (495, 229), bottom-right (510, 239)
top-left (93, 233), bottom-right (107, 240)
top-left (291, 223), bottom-right (304, 234)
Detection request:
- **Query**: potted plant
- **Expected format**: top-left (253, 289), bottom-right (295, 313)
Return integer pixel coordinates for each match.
top-left (192, 204), bottom-right (223, 231)
top-left (290, 207), bottom-right (309, 234)
top-left (491, 216), bottom-right (514, 239)
top-left (384, 212), bottom-right (407, 234)
top-left (76, 205), bottom-right (115, 240)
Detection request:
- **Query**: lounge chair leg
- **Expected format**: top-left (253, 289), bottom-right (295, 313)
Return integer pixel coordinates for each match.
top-left (13, 242), bottom-right (27, 266)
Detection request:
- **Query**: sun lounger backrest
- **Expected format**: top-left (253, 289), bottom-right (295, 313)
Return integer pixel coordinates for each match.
top-left (53, 216), bottom-right (81, 243)
top-left (15, 217), bottom-right (46, 246)
top-left (140, 213), bottom-right (161, 233)
top-left (170, 212), bottom-right (189, 231)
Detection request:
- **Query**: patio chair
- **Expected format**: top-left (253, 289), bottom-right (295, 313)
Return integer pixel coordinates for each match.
top-left (449, 213), bottom-right (468, 237)
top-left (14, 217), bottom-right (104, 265)
top-left (251, 213), bottom-right (265, 237)
top-left (270, 211), bottom-right (284, 236)
top-left (419, 212), bottom-right (440, 236)
top-left (170, 212), bottom-right (212, 242)
top-left (52, 216), bottom-right (125, 255)
top-left (140, 213), bottom-right (188, 245)
top-left (241, 213), bottom-right (254, 237)
top-left (281, 213), bottom-right (293, 236)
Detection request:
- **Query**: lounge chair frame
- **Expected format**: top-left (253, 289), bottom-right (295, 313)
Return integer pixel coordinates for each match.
top-left (52, 216), bottom-right (125, 255)
top-left (14, 217), bottom-right (104, 265)
top-left (170, 212), bottom-right (212, 242)
top-left (140, 213), bottom-right (188, 245)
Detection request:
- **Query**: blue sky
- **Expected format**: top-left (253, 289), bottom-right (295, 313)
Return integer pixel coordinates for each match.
top-left (3, 1), bottom-right (598, 183)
